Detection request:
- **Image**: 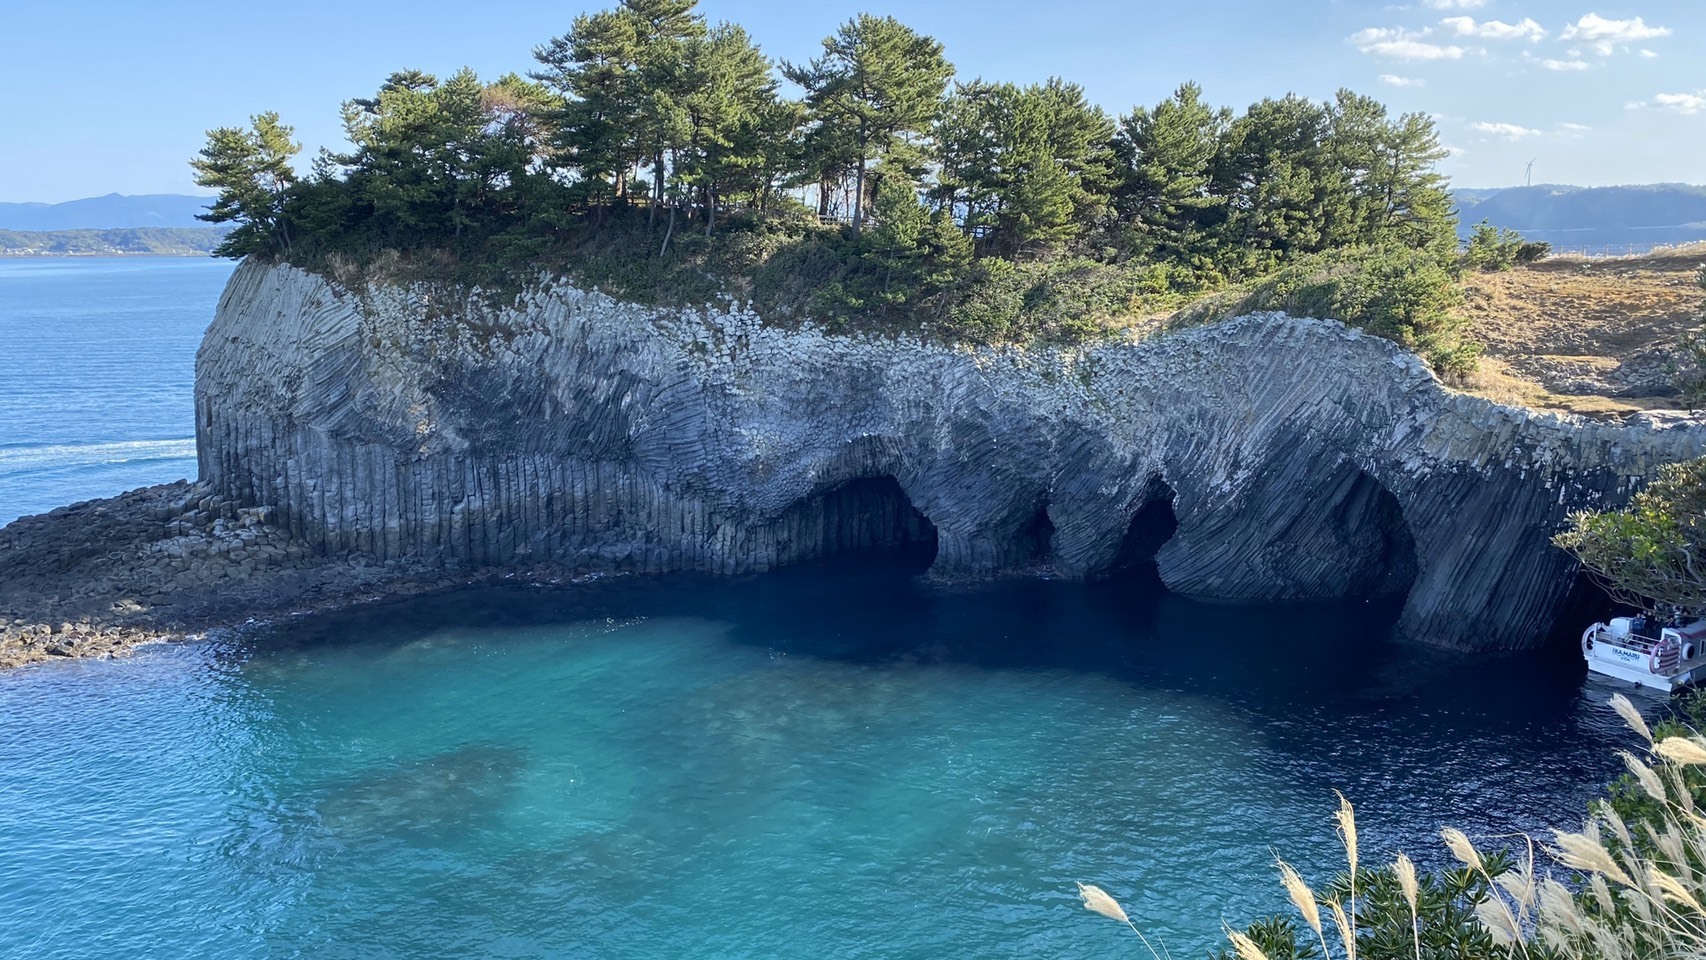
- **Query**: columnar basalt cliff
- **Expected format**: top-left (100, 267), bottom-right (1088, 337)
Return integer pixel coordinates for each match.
top-left (196, 261), bottom-right (1706, 650)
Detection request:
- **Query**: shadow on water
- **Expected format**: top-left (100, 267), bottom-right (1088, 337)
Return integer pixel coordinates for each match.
top-left (243, 550), bottom-right (1598, 745)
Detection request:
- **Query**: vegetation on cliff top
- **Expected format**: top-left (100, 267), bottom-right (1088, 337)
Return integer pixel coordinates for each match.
top-left (193, 0), bottom-right (1474, 368)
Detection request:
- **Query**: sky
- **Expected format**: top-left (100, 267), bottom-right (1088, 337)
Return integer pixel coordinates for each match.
top-left (1, 0), bottom-right (1702, 203)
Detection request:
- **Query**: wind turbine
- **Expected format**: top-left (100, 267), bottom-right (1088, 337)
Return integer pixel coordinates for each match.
top-left (1525, 158), bottom-right (1537, 188)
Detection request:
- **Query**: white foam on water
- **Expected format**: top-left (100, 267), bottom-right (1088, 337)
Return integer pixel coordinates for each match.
top-left (0, 438), bottom-right (196, 472)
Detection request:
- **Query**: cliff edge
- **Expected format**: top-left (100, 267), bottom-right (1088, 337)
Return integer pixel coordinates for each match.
top-left (187, 261), bottom-right (1706, 650)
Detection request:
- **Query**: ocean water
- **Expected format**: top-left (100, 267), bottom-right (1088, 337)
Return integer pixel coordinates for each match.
top-left (0, 258), bottom-right (1633, 959)
top-left (0, 256), bottom-right (235, 525)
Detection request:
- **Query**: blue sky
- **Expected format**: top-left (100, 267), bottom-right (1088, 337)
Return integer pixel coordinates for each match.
top-left (2, 0), bottom-right (1701, 202)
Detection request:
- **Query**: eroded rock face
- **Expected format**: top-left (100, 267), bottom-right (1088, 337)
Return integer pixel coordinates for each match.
top-left (196, 262), bottom-right (1706, 650)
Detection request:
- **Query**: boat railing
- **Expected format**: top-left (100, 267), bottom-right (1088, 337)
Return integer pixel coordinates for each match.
top-left (1588, 625), bottom-right (1665, 652)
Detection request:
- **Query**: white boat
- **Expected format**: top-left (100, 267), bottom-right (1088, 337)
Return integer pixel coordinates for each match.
top-left (1582, 616), bottom-right (1706, 691)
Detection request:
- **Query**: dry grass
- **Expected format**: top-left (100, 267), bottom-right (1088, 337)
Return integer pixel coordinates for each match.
top-left (1456, 244), bottom-right (1706, 419)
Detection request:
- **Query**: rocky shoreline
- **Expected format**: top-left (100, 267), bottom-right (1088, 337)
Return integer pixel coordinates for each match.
top-left (0, 480), bottom-right (582, 669)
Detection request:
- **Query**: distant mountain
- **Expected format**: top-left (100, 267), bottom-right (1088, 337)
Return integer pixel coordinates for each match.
top-left (1451, 183), bottom-right (1706, 252)
top-left (0, 193), bottom-right (215, 231)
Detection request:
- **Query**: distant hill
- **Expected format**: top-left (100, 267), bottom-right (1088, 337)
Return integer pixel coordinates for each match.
top-left (0, 193), bottom-right (214, 231)
top-left (1452, 184), bottom-right (1706, 253)
top-left (0, 227), bottom-right (229, 257)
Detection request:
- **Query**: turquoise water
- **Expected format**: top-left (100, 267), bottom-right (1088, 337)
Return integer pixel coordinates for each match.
top-left (0, 256), bottom-right (235, 524)
top-left (0, 567), bottom-right (1625, 959)
top-left (0, 258), bottom-right (1631, 958)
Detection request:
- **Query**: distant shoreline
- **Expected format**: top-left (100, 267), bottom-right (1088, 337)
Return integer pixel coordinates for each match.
top-left (0, 225), bottom-right (229, 258)
top-left (0, 251), bottom-right (217, 259)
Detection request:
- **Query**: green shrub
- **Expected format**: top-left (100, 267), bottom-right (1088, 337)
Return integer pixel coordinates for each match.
top-left (1170, 245), bottom-right (1477, 378)
top-left (1462, 220), bottom-right (1543, 272)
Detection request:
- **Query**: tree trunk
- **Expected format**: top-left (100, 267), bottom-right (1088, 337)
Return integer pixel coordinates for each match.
top-left (660, 202), bottom-right (676, 256)
top-left (817, 175), bottom-right (831, 217)
top-left (852, 154), bottom-right (867, 238)
top-left (651, 153), bottom-right (666, 227)
top-left (706, 184), bottom-right (716, 236)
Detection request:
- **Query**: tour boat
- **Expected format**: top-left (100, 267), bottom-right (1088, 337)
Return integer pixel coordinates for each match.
top-left (1582, 615), bottom-right (1706, 691)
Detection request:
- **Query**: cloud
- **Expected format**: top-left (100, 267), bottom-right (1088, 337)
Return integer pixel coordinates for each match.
top-left (1350, 26), bottom-right (1468, 60)
top-left (1559, 122), bottom-right (1592, 132)
top-left (1440, 16), bottom-right (1545, 41)
top-left (1540, 58), bottom-right (1592, 71)
top-left (1444, 145), bottom-right (1469, 157)
top-left (1652, 92), bottom-right (1706, 115)
top-left (1422, 0), bottom-right (1487, 8)
top-left (1472, 121), bottom-right (1543, 140)
top-left (1379, 74), bottom-right (1426, 87)
top-left (1561, 13), bottom-right (1672, 55)
top-left (1640, 48), bottom-right (1659, 58)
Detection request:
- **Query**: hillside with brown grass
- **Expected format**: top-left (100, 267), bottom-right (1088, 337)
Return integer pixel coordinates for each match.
top-left (1456, 244), bottom-right (1706, 419)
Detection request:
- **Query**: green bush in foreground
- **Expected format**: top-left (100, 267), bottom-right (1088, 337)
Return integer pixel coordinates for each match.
top-left (1079, 693), bottom-right (1706, 960)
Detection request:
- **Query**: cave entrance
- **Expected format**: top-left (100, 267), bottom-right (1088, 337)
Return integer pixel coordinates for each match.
top-left (1331, 470), bottom-right (1418, 600)
top-left (1104, 481), bottom-right (1180, 587)
top-left (770, 476), bottom-right (938, 573)
top-left (1013, 501), bottom-right (1057, 570)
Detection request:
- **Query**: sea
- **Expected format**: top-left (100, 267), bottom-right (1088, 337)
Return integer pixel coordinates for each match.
top-left (0, 257), bottom-right (1638, 959)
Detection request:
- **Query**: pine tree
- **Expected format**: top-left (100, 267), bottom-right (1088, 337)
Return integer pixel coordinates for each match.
top-left (783, 15), bottom-right (953, 236)
top-left (1113, 82), bottom-right (1229, 264)
top-left (191, 111), bottom-right (301, 258)
top-left (935, 78), bottom-right (1115, 256)
top-left (673, 22), bottom-right (784, 233)
top-left (533, 10), bottom-right (645, 203)
top-left (1212, 94), bottom-right (1338, 267)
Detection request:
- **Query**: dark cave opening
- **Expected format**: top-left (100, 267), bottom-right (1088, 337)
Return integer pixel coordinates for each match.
top-left (1336, 470), bottom-right (1420, 600)
top-left (770, 476), bottom-right (938, 573)
top-left (1013, 501), bottom-right (1057, 569)
top-left (1103, 482), bottom-right (1180, 586)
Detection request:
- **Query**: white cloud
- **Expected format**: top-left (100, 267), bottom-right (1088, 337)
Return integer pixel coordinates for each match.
top-left (1653, 92), bottom-right (1706, 115)
top-left (1561, 13), bottom-right (1671, 56)
top-left (1540, 58), bottom-right (1592, 71)
top-left (1440, 16), bottom-right (1545, 41)
top-left (1422, 0), bottom-right (1488, 8)
top-left (1473, 121), bottom-right (1544, 140)
top-left (1444, 145), bottom-right (1469, 157)
top-left (1350, 26), bottom-right (1468, 60)
top-left (1379, 74), bottom-right (1426, 87)
top-left (1560, 122), bottom-right (1592, 132)
top-left (1640, 48), bottom-right (1659, 58)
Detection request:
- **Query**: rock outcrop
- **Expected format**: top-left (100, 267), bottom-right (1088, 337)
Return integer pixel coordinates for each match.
top-left (194, 261), bottom-right (1706, 650)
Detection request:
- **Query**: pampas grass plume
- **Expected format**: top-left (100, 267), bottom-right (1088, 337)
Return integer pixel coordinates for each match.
top-left (1334, 790), bottom-right (1359, 876)
top-left (1611, 694), bottom-right (1653, 744)
top-left (1475, 896), bottom-right (1521, 946)
top-left (1552, 828), bottom-right (1636, 887)
top-left (1277, 859), bottom-right (1323, 936)
top-left (1224, 924), bottom-right (1272, 960)
top-left (1393, 853), bottom-right (1420, 914)
top-left (1441, 827), bottom-right (1485, 873)
top-left (1620, 750), bottom-right (1668, 803)
top-left (1655, 736), bottom-right (1706, 767)
top-left (1077, 882), bottom-right (1130, 925)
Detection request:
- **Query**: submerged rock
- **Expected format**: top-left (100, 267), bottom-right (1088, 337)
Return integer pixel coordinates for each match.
top-left (191, 262), bottom-right (1706, 650)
